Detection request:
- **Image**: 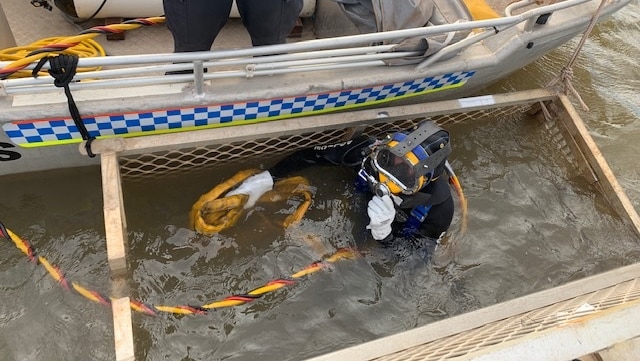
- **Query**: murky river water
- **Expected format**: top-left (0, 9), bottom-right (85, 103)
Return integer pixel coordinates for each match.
top-left (1, 4), bottom-right (640, 360)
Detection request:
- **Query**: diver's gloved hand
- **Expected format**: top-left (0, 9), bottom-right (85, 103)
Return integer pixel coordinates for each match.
top-left (227, 170), bottom-right (274, 208)
top-left (367, 194), bottom-right (396, 240)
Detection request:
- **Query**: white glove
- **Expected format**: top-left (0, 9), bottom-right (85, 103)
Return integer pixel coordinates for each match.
top-left (366, 194), bottom-right (396, 240)
top-left (227, 170), bottom-right (274, 209)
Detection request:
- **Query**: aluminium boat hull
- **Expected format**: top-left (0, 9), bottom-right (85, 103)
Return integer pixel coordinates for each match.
top-left (0, 0), bottom-right (632, 176)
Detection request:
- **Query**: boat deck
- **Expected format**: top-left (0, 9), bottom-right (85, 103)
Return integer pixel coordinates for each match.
top-left (1, 0), bottom-right (517, 55)
top-left (0, 0), bottom-right (316, 56)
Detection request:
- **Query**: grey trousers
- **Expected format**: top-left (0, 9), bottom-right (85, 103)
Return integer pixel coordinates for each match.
top-left (331, 0), bottom-right (435, 33)
top-left (163, 0), bottom-right (304, 52)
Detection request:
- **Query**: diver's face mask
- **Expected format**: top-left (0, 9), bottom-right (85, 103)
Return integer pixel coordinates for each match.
top-left (360, 121), bottom-right (451, 196)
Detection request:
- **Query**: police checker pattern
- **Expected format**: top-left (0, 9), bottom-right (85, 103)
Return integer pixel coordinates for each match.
top-left (3, 71), bottom-right (475, 146)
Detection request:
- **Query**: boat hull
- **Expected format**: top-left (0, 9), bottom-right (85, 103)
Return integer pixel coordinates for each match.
top-left (0, 0), bottom-right (632, 176)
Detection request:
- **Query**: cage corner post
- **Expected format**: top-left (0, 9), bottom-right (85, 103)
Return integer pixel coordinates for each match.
top-left (98, 146), bottom-right (135, 360)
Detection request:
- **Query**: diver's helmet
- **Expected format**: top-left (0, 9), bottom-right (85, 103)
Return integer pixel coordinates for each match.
top-left (367, 121), bottom-right (451, 195)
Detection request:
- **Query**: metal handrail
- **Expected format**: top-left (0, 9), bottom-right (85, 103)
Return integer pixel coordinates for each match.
top-left (506, 0), bottom-right (540, 16)
top-left (0, 0), bottom-right (597, 95)
top-left (3, 46), bottom-right (417, 86)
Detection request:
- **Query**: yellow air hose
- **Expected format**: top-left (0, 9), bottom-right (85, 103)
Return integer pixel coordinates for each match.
top-left (190, 169), bottom-right (260, 235)
top-left (261, 175), bottom-right (313, 228)
top-left (190, 169), bottom-right (313, 235)
top-left (0, 16), bottom-right (165, 79)
top-left (0, 36), bottom-right (105, 78)
top-left (449, 173), bottom-right (468, 235)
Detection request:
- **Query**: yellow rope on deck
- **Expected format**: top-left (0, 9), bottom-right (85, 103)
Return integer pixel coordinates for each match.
top-left (0, 16), bottom-right (165, 79)
top-left (0, 37), bottom-right (105, 78)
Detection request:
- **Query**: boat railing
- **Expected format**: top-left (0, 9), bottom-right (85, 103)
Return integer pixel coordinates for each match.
top-left (0, 0), bottom-right (598, 97)
top-left (506, 0), bottom-right (543, 16)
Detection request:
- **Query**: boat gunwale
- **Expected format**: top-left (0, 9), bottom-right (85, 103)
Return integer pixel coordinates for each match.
top-left (0, 0), bottom-right (612, 96)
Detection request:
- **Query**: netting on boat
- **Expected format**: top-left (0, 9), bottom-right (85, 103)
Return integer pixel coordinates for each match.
top-left (119, 104), bottom-right (533, 181)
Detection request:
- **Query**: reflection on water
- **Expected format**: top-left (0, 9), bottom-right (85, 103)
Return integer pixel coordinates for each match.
top-left (0, 167), bottom-right (116, 360)
top-left (487, 2), bottom-right (640, 204)
top-left (1, 4), bottom-right (640, 360)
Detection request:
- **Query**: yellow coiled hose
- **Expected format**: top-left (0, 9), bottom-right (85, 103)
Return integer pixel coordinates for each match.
top-left (190, 169), bottom-right (313, 235)
top-left (0, 37), bottom-right (105, 78)
top-left (0, 16), bottom-right (165, 79)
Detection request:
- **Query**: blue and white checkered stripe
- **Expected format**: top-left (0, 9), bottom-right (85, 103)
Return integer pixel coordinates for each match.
top-left (4, 71), bottom-right (475, 147)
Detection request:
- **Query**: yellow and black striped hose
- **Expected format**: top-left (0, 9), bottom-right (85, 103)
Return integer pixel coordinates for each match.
top-left (0, 16), bottom-right (165, 79)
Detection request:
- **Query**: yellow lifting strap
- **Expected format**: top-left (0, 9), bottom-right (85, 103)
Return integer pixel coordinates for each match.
top-left (462, 0), bottom-right (501, 20)
top-left (190, 169), bottom-right (313, 235)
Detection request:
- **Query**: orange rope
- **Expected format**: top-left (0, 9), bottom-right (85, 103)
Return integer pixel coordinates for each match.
top-left (0, 222), bottom-right (356, 316)
top-left (448, 174), bottom-right (468, 235)
top-left (0, 17), bottom-right (165, 79)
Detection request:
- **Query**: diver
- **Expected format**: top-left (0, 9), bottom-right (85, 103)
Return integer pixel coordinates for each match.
top-left (224, 120), bottom-right (456, 257)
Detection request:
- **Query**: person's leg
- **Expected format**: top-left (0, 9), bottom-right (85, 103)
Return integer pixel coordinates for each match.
top-left (337, 0), bottom-right (377, 34)
top-left (236, 0), bottom-right (303, 46)
top-left (163, 0), bottom-right (234, 52)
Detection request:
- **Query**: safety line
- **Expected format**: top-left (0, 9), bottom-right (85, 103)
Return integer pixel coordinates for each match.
top-left (0, 222), bottom-right (357, 316)
top-left (0, 16), bottom-right (165, 79)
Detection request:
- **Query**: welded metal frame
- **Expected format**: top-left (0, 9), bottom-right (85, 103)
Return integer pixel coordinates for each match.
top-left (93, 88), bottom-right (640, 360)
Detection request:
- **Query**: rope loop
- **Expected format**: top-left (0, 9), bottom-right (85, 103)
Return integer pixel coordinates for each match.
top-left (190, 169), bottom-right (313, 235)
top-left (48, 54), bottom-right (79, 88)
top-left (545, 0), bottom-right (609, 112)
top-left (31, 54), bottom-right (97, 157)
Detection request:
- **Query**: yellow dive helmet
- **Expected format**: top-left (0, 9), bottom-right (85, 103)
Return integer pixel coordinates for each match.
top-left (370, 121), bottom-right (451, 195)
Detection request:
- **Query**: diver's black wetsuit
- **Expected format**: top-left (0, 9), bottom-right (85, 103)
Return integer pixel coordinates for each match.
top-left (268, 136), bottom-right (454, 242)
